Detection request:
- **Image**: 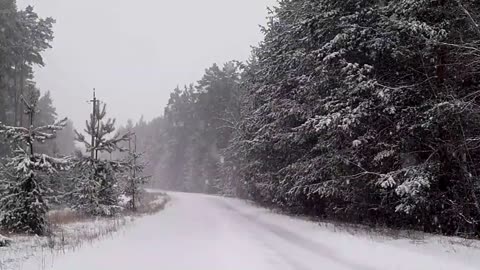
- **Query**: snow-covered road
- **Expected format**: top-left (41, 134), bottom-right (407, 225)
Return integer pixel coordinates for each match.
top-left (22, 192), bottom-right (480, 270)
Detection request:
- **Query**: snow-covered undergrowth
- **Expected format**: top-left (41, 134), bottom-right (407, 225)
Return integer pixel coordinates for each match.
top-left (0, 192), bottom-right (169, 270)
top-left (0, 234), bottom-right (11, 247)
top-left (313, 219), bottom-right (480, 266)
top-left (138, 191), bottom-right (170, 214)
top-left (231, 198), bottom-right (480, 269)
top-left (249, 197), bottom-right (480, 253)
top-left (1, 217), bottom-right (129, 270)
top-left (211, 196), bottom-right (480, 270)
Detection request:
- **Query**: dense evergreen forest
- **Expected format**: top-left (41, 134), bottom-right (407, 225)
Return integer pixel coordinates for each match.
top-left (123, 0), bottom-right (480, 237)
top-left (2, 0), bottom-right (480, 239)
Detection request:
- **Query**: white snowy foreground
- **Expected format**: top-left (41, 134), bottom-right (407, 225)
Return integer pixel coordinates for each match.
top-left (20, 192), bottom-right (480, 270)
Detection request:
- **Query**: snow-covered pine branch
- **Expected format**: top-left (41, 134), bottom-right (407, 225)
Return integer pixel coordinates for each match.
top-left (0, 117), bottom-right (68, 146)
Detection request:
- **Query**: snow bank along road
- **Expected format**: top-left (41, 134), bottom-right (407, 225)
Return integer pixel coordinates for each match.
top-left (22, 192), bottom-right (480, 270)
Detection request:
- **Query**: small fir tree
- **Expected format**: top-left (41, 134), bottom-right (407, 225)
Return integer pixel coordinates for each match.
top-left (124, 134), bottom-right (150, 211)
top-left (73, 100), bottom-right (130, 216)
top-left (0, 94), bottom-right (68, 235)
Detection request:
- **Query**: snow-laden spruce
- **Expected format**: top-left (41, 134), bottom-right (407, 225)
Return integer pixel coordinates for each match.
top-left (0, 94), bottom-right (69, 235)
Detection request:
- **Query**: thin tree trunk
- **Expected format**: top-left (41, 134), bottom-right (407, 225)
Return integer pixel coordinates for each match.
top-left (19, 65), bottom-right (24, 127)
top-left (13, 65), bottom-right (18, 126)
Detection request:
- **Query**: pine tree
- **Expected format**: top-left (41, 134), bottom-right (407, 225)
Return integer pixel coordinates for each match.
top-left (73, 97), bottom-right (130, 216)
top-left (0, 93), bottom-right (68, 235)
top-left (124, 134), bottom-right (150, 211)
top-left (110, 116), bottom-right (167, 191)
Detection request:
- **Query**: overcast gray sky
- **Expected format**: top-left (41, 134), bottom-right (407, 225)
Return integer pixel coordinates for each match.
top-left (17, 0), bottom-right (275, 128)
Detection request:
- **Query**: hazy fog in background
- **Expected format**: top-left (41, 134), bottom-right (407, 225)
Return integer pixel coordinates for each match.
top-left (17, 0), bottom-right (275, 128)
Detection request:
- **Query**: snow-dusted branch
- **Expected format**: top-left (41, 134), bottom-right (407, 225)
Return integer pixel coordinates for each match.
top-left (456, 0), bottom-right (480, 35)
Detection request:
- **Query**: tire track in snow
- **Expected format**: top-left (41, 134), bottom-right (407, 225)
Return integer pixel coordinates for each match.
top-left (213, 197), bottom-right (377, 270)
top-left (236, 219), bottom-right (313, 270)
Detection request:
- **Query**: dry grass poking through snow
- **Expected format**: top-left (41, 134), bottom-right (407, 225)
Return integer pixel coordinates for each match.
top-left (47, 209), bottom-right (89, 226)
top-left (128, 191), bottom-right (170, 215)
top-left (0, 191), bottom-right (170, 270)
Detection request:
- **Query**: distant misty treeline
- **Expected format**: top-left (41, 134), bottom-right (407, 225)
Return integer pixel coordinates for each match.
top-left (121, 0), bottom-right (480, 238)
top-left (114, 62), bottom-right (242, 193)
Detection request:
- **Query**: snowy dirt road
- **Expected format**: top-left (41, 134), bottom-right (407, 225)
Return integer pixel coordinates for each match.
top-left (21, 192), bottom-right (480, 270)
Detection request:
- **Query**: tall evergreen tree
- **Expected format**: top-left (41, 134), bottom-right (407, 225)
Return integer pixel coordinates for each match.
top-left (0, 2), bottom-right (54, 156)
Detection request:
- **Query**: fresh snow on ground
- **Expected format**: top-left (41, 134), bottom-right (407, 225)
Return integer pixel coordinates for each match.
top-left (1, 217), bottom-right (130, 270)
top-left (17, 192), bottom-right (480, 270)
